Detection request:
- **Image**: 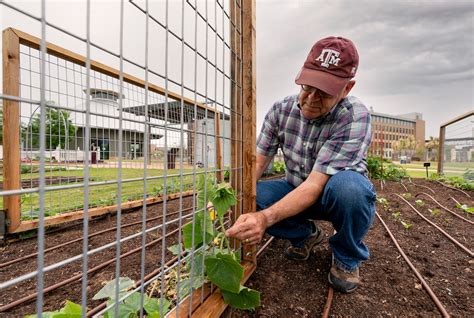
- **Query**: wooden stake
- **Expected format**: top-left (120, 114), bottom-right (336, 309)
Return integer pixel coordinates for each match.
top-left (241, 0), bottom-right (257, 264)
top-left (2, 28), bottom-right (21, 233)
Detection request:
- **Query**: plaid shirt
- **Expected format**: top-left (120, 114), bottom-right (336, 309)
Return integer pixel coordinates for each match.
top-left (257, 94), bottom-right (372, 187)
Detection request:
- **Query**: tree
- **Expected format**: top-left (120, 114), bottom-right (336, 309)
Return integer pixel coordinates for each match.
top-left (425, 136), bottom-right (439, 161)
top-left (22, 106), bottom-right (76, 150)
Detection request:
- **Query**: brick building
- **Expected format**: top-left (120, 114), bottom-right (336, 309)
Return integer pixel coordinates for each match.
top-left (369, 109), bottom-right (425, 160)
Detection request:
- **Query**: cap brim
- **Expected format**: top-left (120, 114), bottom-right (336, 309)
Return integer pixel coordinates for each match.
top-left (295, 68), bottom-right (351, 96)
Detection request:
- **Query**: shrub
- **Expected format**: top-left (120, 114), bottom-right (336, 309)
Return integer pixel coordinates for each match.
top-left (367, 156), bottom-right (407, 181)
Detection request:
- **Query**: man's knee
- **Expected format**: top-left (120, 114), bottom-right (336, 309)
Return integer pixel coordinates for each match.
top-left (323, 170), bottom-right (376, 212)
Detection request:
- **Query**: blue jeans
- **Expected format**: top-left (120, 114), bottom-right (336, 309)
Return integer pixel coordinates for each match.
top-left (257, 170), bottom-right (376, 271)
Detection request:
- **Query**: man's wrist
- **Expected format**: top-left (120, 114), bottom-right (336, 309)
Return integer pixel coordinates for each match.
top-left (261, 207), bottom-right (276, 228)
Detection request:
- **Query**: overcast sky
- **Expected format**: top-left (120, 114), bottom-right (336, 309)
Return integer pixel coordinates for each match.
top-left (256, 0), bottom-right (474, 138)
top-left (1, 0), bottom-right (473, 139)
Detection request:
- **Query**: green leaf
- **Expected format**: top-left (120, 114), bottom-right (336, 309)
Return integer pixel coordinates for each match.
top-left (212, 184), bottom-right (237, 218)
top-left (177, 275), bottom-right (207, 299)
top-left (197, 174), bottom-right (216, 210)
top-left (61, 300), bottom-right (82, 316)
top-left (93, 277), bottom-right (135, 300)
top-left (24, 313), bottom-right (57, 318)
top-left (465, 207), bottom-right (474, 213)
top-left (103, 299), bottom-right (137, 318)
top-left (123, 292), bottom-right (142, 313)
top-left (205, 253), bottom-right (243, 293)
top-left (186, 251), bottom-right (205, 277)
top-left (144, 297), bottom-right (171, 317)
top-left (221, 286), bottom-right (260, 310)
top-left (401, 221), bottom-right (412, 229)
top-left (168, 243), bottom-right (182, 256)
top-left (183, 221), bottom-right (203, 250)
top-left (415, 200), bottom-right (424, 207)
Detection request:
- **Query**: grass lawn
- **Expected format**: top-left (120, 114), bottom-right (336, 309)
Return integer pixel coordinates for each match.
top-left (1, 166), bottom-right (215, 221)
top-left (391, 161), bottom-right (470, 179)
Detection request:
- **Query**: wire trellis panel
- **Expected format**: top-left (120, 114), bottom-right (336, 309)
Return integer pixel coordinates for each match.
top-left (437, 111), bottom-right (474, 181)
top-left (0, 0), bottom-right (255, 316)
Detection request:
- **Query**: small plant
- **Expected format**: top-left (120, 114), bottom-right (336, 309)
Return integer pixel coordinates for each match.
top-left (429, 208), bottom-right (441, 216)
top-left (391, 211), bottom-right (412, 229)
top-left (376, 197), bottom-right (390, 211)
top-left (402, 193), bottom-right (412, 199)
top-left (400, 220), bottom-right (413, 229)
top-left (429, 173), bottom-right (473, 191)
top-left (415, 199), bottom-right (424, 207)
top-left (367, 156), bottom-right (407, 181)
top-left (273, 161), bottom-right (286, 174)
top-left (93, 277), bottom-right (171, 317)
top-left (167, 174), bottom-right (260, 310)
top-left (25, 300), bottom-right (82, 317)
top-left (224, 166), bottom-right (231, 180)
top-left (455, 203), bottom-right (474, 214)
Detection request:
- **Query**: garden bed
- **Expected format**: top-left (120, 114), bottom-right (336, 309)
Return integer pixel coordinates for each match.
top-left (0, 178), bottom-right (472, 316)
top-left (224, 178), bottom-right (473, 317)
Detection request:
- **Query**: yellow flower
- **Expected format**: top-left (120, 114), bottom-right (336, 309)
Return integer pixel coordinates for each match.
top-left (209, 209), bottom-right (216, 221)
top-left (213, 237), bottom-right (220, 245)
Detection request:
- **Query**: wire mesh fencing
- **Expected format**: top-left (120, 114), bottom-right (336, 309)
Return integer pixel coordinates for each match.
top-left (1, 0), bottom-right (255, 316)
top-left (438, 111), bottom-right (474, 184)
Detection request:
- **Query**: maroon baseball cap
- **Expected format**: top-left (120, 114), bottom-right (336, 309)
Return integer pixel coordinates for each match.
top-left (295, 36), bottom-right (359, 96)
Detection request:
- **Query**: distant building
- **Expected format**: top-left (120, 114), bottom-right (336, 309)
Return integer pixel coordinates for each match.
top-left (369, 108), bottom-right (425, 160)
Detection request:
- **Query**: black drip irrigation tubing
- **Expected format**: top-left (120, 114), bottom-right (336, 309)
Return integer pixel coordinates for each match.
top-left (88, 219), bottom-right (234, 317)
top-left (415, 193), bottom-right (474, 225)
top-left (375, 212), bottom-right (450, 317)
top-left (0, 207), bottom-right (191, 269)
top-left (395, 194), bottom-right (473, 257)
top-left (406, 180), bottom-right (435, 194)
top-left (0, 226), bottom-right (182, 312)
top-left (434, 181), bottom-right (471, 198)
top-left (399, 180), bottom-right (409, 192)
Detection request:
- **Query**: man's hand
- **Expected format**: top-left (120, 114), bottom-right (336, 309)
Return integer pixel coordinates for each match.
top-left (225, 212), bottom-right (269, 245)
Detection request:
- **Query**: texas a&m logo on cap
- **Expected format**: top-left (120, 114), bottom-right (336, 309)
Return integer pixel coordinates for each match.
top-left (315, 49), bottom-right (341, 68)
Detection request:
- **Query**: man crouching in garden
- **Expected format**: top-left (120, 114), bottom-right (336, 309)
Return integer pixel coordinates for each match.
top-left (226, 36), bottom-right (376, 293)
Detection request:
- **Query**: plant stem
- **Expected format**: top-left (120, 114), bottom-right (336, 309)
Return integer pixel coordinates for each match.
top-left (218, 216), bottom-right (231, 254)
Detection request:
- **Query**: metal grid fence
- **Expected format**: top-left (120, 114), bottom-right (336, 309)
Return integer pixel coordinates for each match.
top-left (1, 0), bottom-right (255, 316)
top-left (438, 111), bottom-right (474, 183)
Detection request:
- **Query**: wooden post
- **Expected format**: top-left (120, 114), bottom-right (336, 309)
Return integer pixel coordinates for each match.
top-left (230, 0), bottom-right (242, 251)
top-left (241, 0), bottom-right (257, 264)
top-left (2, 28), bottom-right (21, 233)
top-left (437, 126), bottom-right (445, 174)
top-left (215, 114), bottom-right (223, 182)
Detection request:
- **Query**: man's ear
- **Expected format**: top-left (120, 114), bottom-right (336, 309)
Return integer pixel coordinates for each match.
top-left (342, 80), bottom-right (356, 97)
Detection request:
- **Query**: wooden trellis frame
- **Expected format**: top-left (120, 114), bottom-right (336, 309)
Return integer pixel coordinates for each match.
top-left (168, 0), bottom-right (257, 316)
top-left (437, 110), bottom-right (474, 174)
top-left (1, 0), bottom-right (255, 315)
top-left (1, 27), bottom-right (224, 234)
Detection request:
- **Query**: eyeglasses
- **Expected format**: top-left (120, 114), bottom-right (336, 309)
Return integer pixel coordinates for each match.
top-left (301, 85), bottom-right (334, 99)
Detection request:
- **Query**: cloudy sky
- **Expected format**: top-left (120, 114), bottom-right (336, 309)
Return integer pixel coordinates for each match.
top-left (1, 0), bottom-right (473, 138)
top-left (256, 0), bottom-right (473, 137)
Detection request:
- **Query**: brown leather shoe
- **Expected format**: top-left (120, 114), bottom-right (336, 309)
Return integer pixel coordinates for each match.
top-left (284, 222), bottom-right (325, 261)
top-left (328, 263), bottom-right (360, 293)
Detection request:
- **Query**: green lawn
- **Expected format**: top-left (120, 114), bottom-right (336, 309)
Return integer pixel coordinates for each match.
top-left (392, 161), bottom-right (470, 179)
top-left (2, 166), bottom-right (212, 221)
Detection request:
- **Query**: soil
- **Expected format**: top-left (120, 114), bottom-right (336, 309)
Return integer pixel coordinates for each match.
top-left (0, 178), bottom-right (473, 317)
top-left (223, 179), bottom-right (473, 317)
